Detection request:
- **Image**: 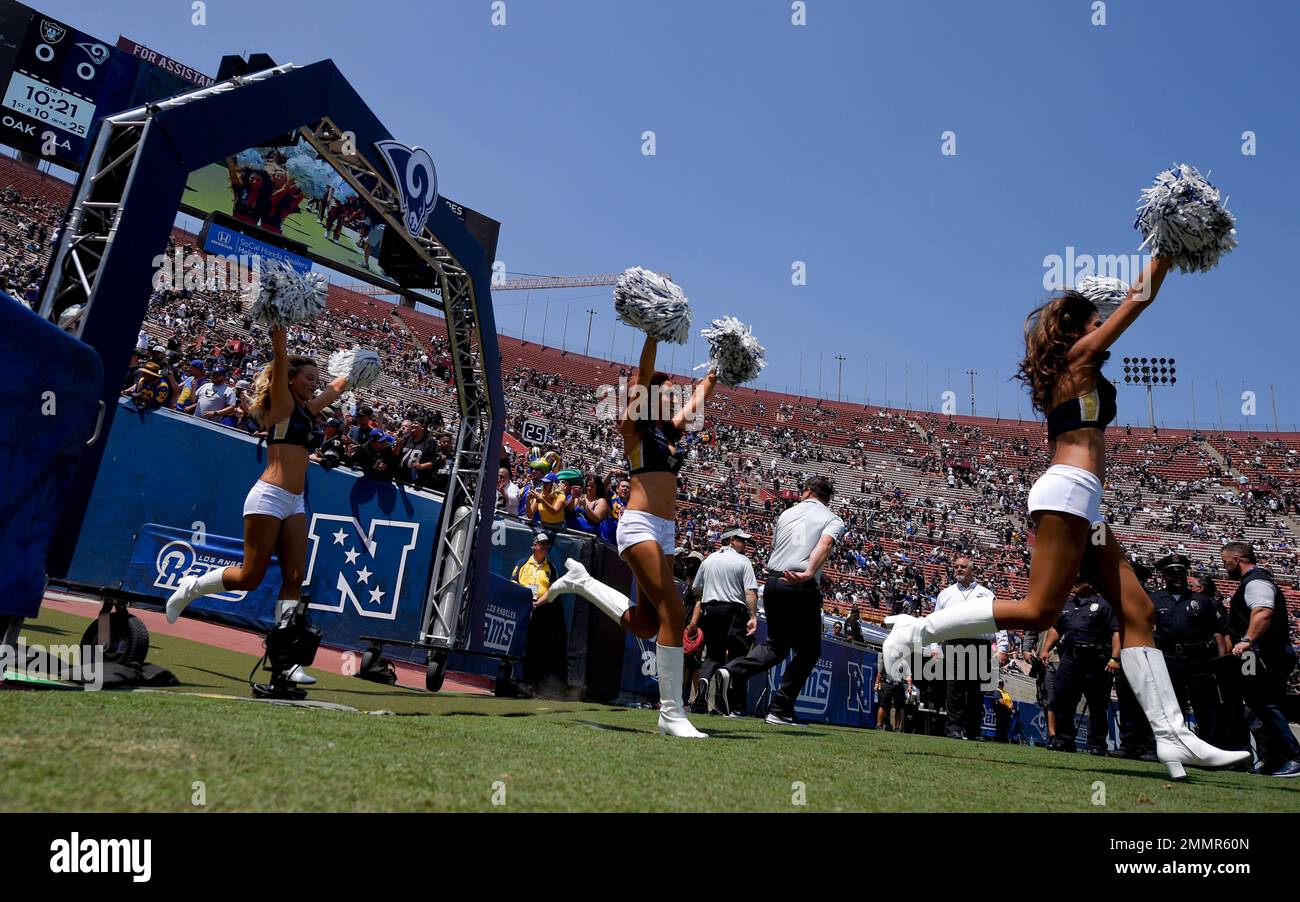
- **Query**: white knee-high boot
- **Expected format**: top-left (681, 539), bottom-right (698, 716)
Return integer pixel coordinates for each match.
top-left (166, 568), bottom-right (228, 624)
top-left (882, 598), bottom-right (996, 680)
top-left (546, 559), bottom-right (629, 623)
top-left (1120, 646), bottom-right (1249, 780)
top-left (656, 644), bottom-right (707, 738)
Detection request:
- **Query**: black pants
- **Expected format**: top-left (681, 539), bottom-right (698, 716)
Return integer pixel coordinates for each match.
top-left (943, 639), bottom-right (989, 740)
top-left (1240, 648), bottom-right (1300, 768)
top-left (695, 601), bottom-right (751, 712)
top-left (994, 704), bottom-right (1011, 742)
top-left (1053, 649), bottom-right (1112, 751)
top-left (1115, 671), bottom-right (1154, 755)
top-left (1163, 652), bottom-right (1221, 742)
top-left (721, 577), bottom-right (821, 719)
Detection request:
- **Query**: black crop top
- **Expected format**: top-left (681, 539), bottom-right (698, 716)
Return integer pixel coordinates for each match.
top-left (627, 423), bottom-right (686, 476)
top-left (267, 401), bottom-right (315, 448)
top-left (1046, 373), bottom-right (1117, 440)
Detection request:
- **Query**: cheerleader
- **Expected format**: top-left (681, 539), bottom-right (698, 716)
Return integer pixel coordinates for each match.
top-left (165, 326), bottom-right (351, 685)
top-left (543, 272), bottom-right (765, 738)
top-left (545, 336), bottom-right (717, 737)
top-left (883, 257), bottom-right (1247, 778)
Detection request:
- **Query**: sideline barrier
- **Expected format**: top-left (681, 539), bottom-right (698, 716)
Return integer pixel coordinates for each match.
top-left (68, 403), bottom-right (530, 670)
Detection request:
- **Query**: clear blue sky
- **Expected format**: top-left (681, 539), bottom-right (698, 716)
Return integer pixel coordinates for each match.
top-left (39, 0), bottom-right (1300, 429)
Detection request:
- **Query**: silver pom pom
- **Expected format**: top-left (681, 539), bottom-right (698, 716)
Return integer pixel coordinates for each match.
top-left (244, 261), bottom-right (328, 327)
top-left (1134, 164), bottom-right (1237, 273)
top-left (613, 267), bottom-right (691, 344)
top-left (328, 347), bottom-right (382, 390)
top-left (1076, 275), bottom-right (1129, 318)
top-left (698, 316), bottom-right (766, 388)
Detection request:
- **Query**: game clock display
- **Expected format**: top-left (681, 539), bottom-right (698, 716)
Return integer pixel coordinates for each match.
top-left (0, 4), bottom-right (132, 166)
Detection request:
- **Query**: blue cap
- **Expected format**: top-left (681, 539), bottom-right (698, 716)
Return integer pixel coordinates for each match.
top-left (368, 428), bottom-right (387, 442)
top-left (190, 359), bottom-right (204, 369)
top-left (542, 473), bottom-right (558, 483)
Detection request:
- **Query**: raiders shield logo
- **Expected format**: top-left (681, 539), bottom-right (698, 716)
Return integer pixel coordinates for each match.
top-left (39, 19), bottom-right (67, 45)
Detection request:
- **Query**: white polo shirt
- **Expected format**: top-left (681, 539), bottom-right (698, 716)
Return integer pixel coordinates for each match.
top-left (694, 546), bottom-right (758, 607)
top-left (932, 580), bottom-right (1008, 649)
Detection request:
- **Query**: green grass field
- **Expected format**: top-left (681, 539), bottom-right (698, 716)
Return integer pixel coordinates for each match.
top-left (3, 608), bottom-right (1298, 813)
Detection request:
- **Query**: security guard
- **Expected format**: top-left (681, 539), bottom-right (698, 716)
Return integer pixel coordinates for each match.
top-left (1040, 582), bottom-right (1120, 755)
top-left (1150, 554), bottom-right (1225, 744)
top-left (1220, 543), bottom-right (1300, 777)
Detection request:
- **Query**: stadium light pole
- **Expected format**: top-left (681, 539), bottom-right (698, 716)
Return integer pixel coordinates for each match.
top-left (541, 296), bottom-right (550, 349)
top-left (562, 305), bottom-right (570, 351)
top-left (966, 369), bottom-right (978, 416)
top-left (521, 292), bottom-right (530, 342)
top-left (584, 307), bottom-right (597, 357)
top-left (1121, 355), bottom-right (1177, 428)
top-left (1270, 384), bottom-right (1279, 432)
top-left (835, 354), bottom-right (846, 402)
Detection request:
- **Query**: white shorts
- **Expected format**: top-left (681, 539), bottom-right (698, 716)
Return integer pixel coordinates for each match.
top-left (1027, 464), bottom-right (1103, 525)
top-left (243, 480), bottom-right (306, 520)
top-left (616, 509), bottom-right (676, 558)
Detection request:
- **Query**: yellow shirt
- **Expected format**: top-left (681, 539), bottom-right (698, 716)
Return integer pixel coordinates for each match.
top-left (513, 556), bottom-right (556, 599)
top-left (996, 689), bottom-right (1013, 709)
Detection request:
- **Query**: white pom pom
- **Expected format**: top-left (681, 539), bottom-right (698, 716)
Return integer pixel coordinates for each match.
top-left (328, 347), bottom-right (382, 390)
top-left (613, 267), bottom-right (692, 344)
top-left (244, 261), bottom-right (328, 327)
top-left (1134, 164), bottom-right (1237, 273)
top-left (698, 316), bottom-right (766, 388)
top-left (1076, 275), bottom-right (1129, 318)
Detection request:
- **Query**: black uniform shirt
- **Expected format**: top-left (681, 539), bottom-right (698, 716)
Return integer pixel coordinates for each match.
top-left (1055, 593), bottom-right (1119, 652)
top-left (1151, 588), bottom-right (1219, 653)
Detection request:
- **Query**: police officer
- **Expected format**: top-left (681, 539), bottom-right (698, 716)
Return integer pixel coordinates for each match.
top-left (1040, 581), bottom-right (1120, 755)
top-left (1220, 543), bottom-right (1300, 777)
top-left (1149, 554), bottom-right (1226, 745)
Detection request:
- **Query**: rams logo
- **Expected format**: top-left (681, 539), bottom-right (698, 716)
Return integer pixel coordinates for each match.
top-left (153, 540), bottom-right (248, 602)
top-left (769, 658), bottom-right (833, 716)
top-left (374, 139), bottom-right (438, 239)
top-left (75, 42), bottom-right (110, 66)
top-left (304, 514), bottom-right (419, 621)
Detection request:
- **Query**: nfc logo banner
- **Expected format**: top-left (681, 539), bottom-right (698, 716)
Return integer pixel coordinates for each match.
top-left (304, 514), bottom-right (420, 621)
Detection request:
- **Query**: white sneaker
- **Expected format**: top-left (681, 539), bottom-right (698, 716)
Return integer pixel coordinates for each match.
top-left (881, 614), bottom-right (925, 681)
top-left (284, 665), bottom-right (317, 686)
top-left (165, 575), bottom-right (200, 624)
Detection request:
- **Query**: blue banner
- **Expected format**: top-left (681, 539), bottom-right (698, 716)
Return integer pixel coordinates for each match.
top-left (202, 224), bottom-right (313, 275)
top-left (72, 403), bottom-right (433, 652)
